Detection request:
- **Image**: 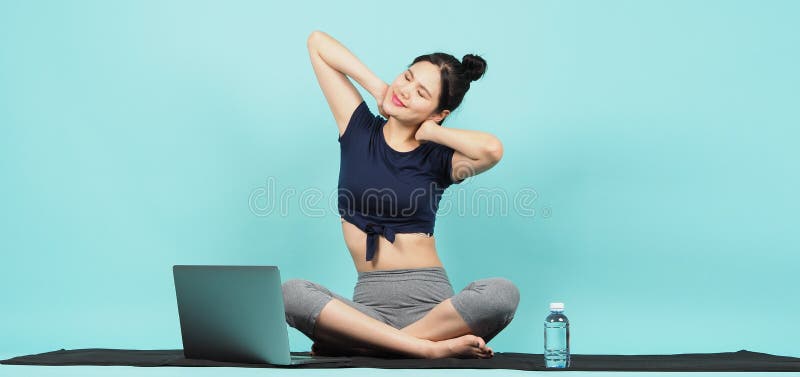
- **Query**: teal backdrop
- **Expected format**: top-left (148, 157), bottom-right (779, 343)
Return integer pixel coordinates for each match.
top-left (1, 0), bottom-right (798, 357)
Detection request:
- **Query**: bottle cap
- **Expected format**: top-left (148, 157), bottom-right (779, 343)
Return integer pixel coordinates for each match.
top-left (549, 302), bottom-right (565, 311)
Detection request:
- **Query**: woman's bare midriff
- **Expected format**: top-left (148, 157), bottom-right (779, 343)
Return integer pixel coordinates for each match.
top-left (341, 217), bottom-right (444, 272)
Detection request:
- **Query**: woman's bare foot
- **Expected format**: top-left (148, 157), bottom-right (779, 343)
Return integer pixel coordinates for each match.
top-left (428, 334), bottom-right (494, 359)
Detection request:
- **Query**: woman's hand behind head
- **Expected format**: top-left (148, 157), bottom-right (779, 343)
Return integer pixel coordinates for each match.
top-left (374, 83), bottom-right (389, 118)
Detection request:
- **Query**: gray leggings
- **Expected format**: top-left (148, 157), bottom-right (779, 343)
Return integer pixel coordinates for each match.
top-left (282, 267), bottom-right (520, 344)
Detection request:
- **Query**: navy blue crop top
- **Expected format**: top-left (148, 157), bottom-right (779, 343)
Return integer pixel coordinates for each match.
top-left (338, 100), bottom-right (463, 261)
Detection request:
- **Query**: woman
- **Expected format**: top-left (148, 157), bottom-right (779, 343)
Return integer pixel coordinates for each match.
top-left (282, 30), bottom-right (520, 359)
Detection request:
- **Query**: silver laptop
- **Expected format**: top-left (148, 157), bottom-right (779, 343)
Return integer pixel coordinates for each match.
top-left (173, 265), bottom-right (339, 365)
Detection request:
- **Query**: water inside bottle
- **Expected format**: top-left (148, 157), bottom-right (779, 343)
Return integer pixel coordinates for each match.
top-left (544, 313), bottom-right (570, 368)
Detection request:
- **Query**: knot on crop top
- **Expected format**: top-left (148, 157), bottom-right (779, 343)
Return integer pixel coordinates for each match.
top-left (337, 101), bottom-right (463, 261)
top-left (364, 222), bottom-right (395, 262)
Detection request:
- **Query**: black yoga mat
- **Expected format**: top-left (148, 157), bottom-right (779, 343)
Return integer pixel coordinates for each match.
top-left (3, 348), bottom-right (800, 371)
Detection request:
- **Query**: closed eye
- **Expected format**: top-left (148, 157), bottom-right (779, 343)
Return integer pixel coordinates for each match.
top-left (405, 72), bottom-right (428, 99)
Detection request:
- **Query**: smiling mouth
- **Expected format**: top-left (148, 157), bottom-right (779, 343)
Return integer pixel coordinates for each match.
top-left (391, 93), bottom-right (406, 107)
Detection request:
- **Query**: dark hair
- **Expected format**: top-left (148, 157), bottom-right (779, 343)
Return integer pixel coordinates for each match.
top-left (409, 53), bottom-right (487, 125)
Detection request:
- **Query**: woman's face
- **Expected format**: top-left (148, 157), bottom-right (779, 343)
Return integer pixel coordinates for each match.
top-left (383, 61), bottom-right (449, 124)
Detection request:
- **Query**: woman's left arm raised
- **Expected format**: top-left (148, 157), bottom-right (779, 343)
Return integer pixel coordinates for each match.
top-left (415, 120), bottom-right (503, 182)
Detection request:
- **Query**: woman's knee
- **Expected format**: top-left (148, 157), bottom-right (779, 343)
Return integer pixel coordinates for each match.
top-left (282, 279), bottom-right (307, 317)
top-left (281, 279), bottom-right (331, 333)
top-left (463, 277), bottom-right (519, 320)
top-left (451, 277), bottom-right (520, 340)
top-left (481, 277), bottom-right (520, 317)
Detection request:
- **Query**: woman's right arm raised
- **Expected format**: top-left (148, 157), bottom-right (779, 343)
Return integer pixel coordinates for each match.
top-left (307, 30), bottom-right (388, 137)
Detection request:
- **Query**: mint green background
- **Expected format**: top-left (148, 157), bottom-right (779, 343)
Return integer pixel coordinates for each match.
top-left (1, 0), bottom-right (798, 358)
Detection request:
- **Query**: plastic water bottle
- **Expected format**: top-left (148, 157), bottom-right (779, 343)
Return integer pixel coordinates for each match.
top-left (544, 302), bottom-right (570, 368)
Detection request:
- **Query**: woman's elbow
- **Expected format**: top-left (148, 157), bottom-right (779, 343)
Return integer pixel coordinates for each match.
top-left (307, 30), bottom-right (325, 50)
top-left (485, 139), bottom-right (504, 163)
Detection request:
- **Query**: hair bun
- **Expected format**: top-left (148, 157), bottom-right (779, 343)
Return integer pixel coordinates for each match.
top-left (461, 54), bottom-right (487, 82)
